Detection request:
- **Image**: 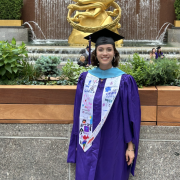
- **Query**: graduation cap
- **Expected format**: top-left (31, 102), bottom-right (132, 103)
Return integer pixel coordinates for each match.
top-left (156, 46), bottom-right (161, 49)
top-left (84, 28), bottom-right (124, 64)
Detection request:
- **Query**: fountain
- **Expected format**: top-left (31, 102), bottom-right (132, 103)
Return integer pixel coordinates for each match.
top-left (23, 22), bottom-right (37, 39)
top-left (22, 0), bottom-right (180, 66)
top-left (156, 22), bottom-right (174, 42)
top-left (27, 21), bottom-right (46, 40)
top-left (33, 0), bottom-right (161, 40)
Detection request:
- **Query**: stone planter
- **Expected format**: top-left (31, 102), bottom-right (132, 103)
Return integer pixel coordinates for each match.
top-left (174, 20), bottom-right (180, 27)
top-left (0, 85), bottom-right (179, 126)
top-left (0, 20), bottom-right (23, 26)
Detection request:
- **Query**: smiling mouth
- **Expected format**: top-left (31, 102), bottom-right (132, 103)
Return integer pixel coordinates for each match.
top-left (101, 58), bottom-right (109, 60)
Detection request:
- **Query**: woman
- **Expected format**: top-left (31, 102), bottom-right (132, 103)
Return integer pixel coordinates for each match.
top-left (150, 48), bottom-right (156, 59)
top-left (67, 28), bottom-right (141, 180)
top-left (155, 46), bottom-right (164, 59)
top-left (77, 54), bottom-right (89, 67)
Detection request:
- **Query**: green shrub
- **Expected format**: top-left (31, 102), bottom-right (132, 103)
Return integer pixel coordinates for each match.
top-left (61, 60), bottom-right (94, 84)
top-left (35, 56), bottom-right (61, 81)
top-left (119, 54), bottom-right (180, 87)
top-left (19, 60), bottom-right (42, 81)
top-left (0, 38), bottom-right (28, 81)
top-left (150, 58), bottom-right (180, 85)
top-left (0, 79), bottom-right (44, 85)
top-left (0, 79), bottom-right (73, 85)
top-left (175, 0), bottom-right (180, 20)
top-left (170, 79), bottom-right (180, 86)
top-left (0, 0), bottom-right (23, 20)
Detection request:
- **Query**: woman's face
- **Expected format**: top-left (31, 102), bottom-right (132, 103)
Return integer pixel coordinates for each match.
top-left (96, 44), bottom-right (115, 68)
top-left (158, 48), bottom-right (161, 52)
top-left (80, 56), bottom-right (85, 62)
top-left (152, 48), bottom-right (155, 53)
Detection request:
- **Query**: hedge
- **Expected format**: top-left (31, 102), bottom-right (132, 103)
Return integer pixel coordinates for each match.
top-left (175, 0), bottom-right (180, 20)
top-left (0, 0), bottom-right (23, 20)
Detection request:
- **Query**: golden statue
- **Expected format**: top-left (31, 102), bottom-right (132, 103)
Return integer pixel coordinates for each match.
top-left (67, 0), bottom-right (123, 46)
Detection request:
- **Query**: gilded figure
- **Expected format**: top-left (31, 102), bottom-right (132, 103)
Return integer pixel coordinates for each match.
top-left (67, 0), bottom-right (123, 46)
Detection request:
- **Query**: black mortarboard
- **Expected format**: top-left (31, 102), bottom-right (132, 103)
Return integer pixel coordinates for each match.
top-left (84, 28), bottom-right (124, 47)
top-left (156, 46), bottom-right (161, 49)
top-left (84, 28), bottom-right (124, 64)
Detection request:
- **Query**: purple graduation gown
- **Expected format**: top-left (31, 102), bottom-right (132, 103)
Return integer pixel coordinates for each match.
top-left (67, 72), bottom-right (141, 180)
top-left (155, 52), bottom-right (164, 59)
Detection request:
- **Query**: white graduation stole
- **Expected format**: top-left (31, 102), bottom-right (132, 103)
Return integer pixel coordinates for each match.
top-left (79, 73), bottom-right (121, 152)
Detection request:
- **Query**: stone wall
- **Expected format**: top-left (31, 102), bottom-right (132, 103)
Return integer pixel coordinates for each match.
top-left (168, 28), bottom-right (180, 47)
top-left (0, 124), bottom-right (180, 180)
top-left (0, 27), bottom-right (29, 43)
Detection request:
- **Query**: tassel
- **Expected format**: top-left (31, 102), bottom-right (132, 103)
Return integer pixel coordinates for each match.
top-left (88, 35), bottom-right (91, 65)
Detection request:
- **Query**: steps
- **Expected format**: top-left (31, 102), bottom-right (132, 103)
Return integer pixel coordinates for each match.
top-left (26, 46), bottom-right (180, 64)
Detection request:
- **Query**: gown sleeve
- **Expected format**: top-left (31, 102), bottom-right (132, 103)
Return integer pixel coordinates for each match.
top-left (67, 72), bottom-right (87, 163)
top-left (155, 52), bottom-right (158, 59)
top-left (120, 74), bottom-right (141, 176)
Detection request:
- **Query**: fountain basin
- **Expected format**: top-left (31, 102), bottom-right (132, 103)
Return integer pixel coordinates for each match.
top-left (26, 46), bottom-right (180, 65)
top-left (26, 39), bottom-right (170, 47)
top-left (27, 53), bottom-right (180, 63)
top-left (26, 46), bottom-right (180, 54)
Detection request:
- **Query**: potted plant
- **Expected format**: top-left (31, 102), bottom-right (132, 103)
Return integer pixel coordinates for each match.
top-left (174, 0), bottom-right (180, 27)
top-left (0, 0), bottom-right (23, 26)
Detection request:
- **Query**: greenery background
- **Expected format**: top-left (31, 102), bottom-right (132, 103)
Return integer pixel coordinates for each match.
top-left (0, 0), bottom-right (23, 20)
top-left (0, 38), bottom-right (180, 87)
top-left (175, 0), bottom-right (180, 20)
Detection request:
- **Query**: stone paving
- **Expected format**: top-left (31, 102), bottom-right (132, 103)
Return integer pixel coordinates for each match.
top-left (0, 125), bottom-right (180, 180)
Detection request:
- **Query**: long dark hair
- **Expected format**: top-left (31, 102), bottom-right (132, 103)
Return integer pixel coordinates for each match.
top-left (157, 47), bottom-right (162, 57)
top-left (150, 48), bottom-right (155, 56)
top-left (91, 45), bottom-right (120, 67)
top-left (151, 48), bottom-right (155, 54)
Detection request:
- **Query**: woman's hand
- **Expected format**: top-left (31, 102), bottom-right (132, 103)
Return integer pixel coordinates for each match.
top-left (126, 141), bottom-right (135, 166)
top-left (125, 149), bottom-right (135, 166)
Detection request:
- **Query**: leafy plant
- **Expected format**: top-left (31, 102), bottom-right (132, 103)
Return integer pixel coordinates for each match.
top-left (0, 79), bottom-right (45, 85)
top-left (61, 60), bottom-right (94, 84)
top-left (46, 80), bottom-right (74, 85)
top-left (119, 54), bottom-right (180, 87)
top-left (0, 38), bottom-right (28, 81)
top-left (0, 78), bottom-right (73, 85)
top-left (35, 56), bottom-right (61, 81)
top-left (19, 60), bottom-right (42, 81)
top-left (170, 79), bottom-right (180, 86)
top-left (175, 0), bottom-right (180, 20)
top-left (119, 54), bottom-right (149, 87)
top-left (149, 58), bottom-right (180, 85)
top-left (0, 0), bottom-right (23, 20)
